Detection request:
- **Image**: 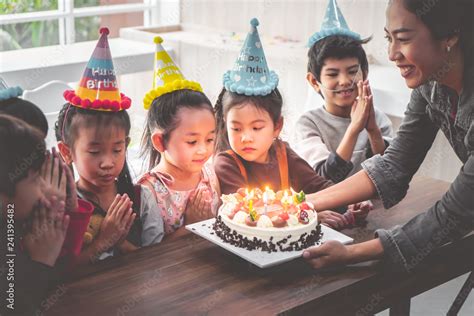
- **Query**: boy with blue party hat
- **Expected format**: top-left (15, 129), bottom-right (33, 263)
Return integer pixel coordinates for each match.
top-left (293, 0), bottom-right (393, 187)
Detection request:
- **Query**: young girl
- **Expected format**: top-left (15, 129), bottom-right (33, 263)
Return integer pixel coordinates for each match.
top-left (56, 28), bottom-right (164, 264)
top-left (214, 18), bottom-right (371, 230)
top-left (139, 37), bottom-right (220, 239)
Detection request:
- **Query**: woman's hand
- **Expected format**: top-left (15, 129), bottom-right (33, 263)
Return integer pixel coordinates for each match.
top-left (184, 186), bottom-right (213, 224)
top-left (303, 239), bottom-right (385, 269)
top-left (24, 196), bottom-right (70, 267)
top-left (302, 240), bottom-right (350, 269)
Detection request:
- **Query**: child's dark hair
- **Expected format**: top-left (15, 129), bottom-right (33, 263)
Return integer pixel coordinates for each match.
top-left (0, 114), bottom-right (46, 196)
top-left (398, 0), bottom-right (473, 58)
top-left (55, 103), bottom-right (136, 209)
top-left (214, 88), bottom-right (283, 153)
top-left (307, 35), bottom-right (371, 82)
top-left (0, 97), bottom-right (48, 136)
top-left (141, 89), bottom-right (213, 170)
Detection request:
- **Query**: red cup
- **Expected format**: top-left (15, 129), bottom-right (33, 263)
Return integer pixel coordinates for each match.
top-left (60, 199), bottom-right (94, 259)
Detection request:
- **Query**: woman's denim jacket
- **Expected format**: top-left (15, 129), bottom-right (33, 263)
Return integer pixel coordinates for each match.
top-left (362, 63), bottom-right (474, 272)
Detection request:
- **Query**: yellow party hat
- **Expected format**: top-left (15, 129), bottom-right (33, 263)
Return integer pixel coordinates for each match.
top-left (143, 36), bottom-right (202, 110)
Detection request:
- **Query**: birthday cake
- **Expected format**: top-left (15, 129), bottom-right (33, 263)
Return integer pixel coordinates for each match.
top-left (213, 188), bottom-right (323, 253)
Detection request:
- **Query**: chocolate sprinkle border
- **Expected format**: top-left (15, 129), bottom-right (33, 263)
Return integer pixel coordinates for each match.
top-left (213, 216), bottom-right (323, 253)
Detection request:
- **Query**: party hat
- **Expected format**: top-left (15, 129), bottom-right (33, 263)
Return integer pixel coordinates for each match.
top-left (223, 18), bottom-right (278, 96)
top-left (0, 78), bottom-right (22, 101)
top-left (308, 0), bottom-right (361, 47)
top-left (63, 27), bottom-right (131, 112)
top-left (143, 36), bottom-right (202, 110)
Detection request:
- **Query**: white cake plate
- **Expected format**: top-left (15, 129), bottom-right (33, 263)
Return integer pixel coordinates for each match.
top-left (186, 218), bottom-right (354, 268)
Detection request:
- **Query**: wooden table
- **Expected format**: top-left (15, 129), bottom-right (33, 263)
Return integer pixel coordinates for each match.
top-left (46, 177), bottom-right (473, 315)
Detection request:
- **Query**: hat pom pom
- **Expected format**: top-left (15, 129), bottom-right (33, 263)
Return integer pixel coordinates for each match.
top-left (81, 99), bottom-right (91, 108)
top-left (92, 100), bottom-right (101, 109)
top-left (154, 36), bottom-right (163, 44)
top-left (250, 18), bottom-right (259, 27)
top-left (72, 96), bottom-right (81, 105)
top-left (121, 98), bottom-right (131, 110)
top-left (99, 27), bottom-right (110, 35)
top-left (109, 101), bottom-right (118, 111)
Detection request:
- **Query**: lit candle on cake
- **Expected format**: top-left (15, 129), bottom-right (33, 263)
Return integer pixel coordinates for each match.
top-left (263, 186), bottom-right (269, 215)
top-left (247, 189), bottom-right (254, 211)
top-left (282, 190), bottom-right (289, 210)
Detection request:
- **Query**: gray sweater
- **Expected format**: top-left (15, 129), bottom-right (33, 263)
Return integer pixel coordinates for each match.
top-left (292, 106), bottom-right (393, 183)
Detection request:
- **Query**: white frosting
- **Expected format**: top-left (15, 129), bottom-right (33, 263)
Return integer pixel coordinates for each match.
top-left (287, 214), bottom-right (299, 226)
top-left (256, 215), bottom-right (273, 228)
top-left (233, 211), bottom-right (247, 224)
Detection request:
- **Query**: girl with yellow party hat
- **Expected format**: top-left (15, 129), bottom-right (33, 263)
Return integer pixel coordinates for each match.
top-left (56, 28), bottom-right (164, 264)
top-left (139, 37), bottom-right (220, 239)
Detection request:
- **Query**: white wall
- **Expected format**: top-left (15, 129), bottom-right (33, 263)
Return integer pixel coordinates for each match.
top-left (180, 0), bottom-right (391, 65)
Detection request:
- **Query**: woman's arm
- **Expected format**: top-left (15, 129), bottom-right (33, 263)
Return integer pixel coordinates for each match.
top-left (307, 169), bottom-right (377, 211)
top-left (304, 88), bottom-right (446, 271)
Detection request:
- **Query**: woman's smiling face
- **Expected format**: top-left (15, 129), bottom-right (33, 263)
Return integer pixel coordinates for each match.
top-left (385, 0), bottom-right (449, 88)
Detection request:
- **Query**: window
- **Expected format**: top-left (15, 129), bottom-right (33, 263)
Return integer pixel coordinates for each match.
top-left (0, 0), bottom-right (161, 51)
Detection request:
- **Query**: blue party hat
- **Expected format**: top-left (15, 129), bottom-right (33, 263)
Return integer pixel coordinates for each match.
top-left (223, 18), bottom-right (278, 96)
top-left (0, 78), bottom-right (22, 101)
top-left (308, 0), bottom-right (361, 47)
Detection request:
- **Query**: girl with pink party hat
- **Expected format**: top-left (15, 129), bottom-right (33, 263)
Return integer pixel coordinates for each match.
top-left (56, 28), bottom-right (164, 264)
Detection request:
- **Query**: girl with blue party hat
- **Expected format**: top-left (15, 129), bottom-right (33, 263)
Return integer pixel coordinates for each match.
top-left (139, 36), bottom-right (220, 239)
top-left (214, 18), bottom-right (369, 230)
top-left (293, 0), bottom-right (393, 185)
top-left (56, 28), bottom-right (164, 264)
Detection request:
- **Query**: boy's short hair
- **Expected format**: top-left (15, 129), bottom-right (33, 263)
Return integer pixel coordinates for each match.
top-left (307, 35), bottom-right (371, 81)
top-left (0, 97), bottom-right (48, 136)
top-left (0, 114), bottom-right (46, 196)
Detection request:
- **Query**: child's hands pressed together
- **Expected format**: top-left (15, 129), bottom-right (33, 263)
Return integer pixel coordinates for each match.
top-left (23, 196), bottom-right (70, 267)
top-left (184, 185), bottom-right (214, 224)
top-left (41, 148), bottom-right (78, 214)
top-left (364, 84), bottom-right (379, 134)
top-left (349, 80), bottom-right (373, 134)
top-left (96, 194), bottom-right (136, 251)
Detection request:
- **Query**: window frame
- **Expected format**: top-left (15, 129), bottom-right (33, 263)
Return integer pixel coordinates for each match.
top-left (0, 0), bottom-right (161, 46)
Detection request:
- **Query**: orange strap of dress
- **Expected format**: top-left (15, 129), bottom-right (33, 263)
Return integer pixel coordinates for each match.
top-left (225, 141), bottom-right (289, 190)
